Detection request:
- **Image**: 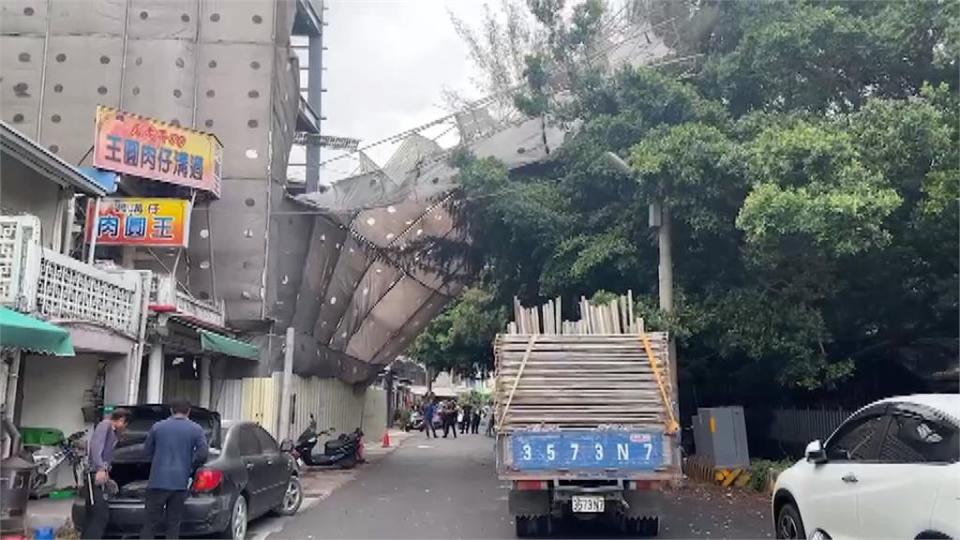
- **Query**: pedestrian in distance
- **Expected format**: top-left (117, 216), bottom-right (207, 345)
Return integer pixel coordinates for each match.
top-left (471, 408), bottom-right (482, 434)
top-left (140, 399), bottom-right (209, 540)
top-left (486, 403), bottom-right (496, 437)
top-left (459, 403), bottom-right (472, 434)
top-left (82, 408), bottom-right (131, 540)
top-left (421, 396), bottom-right (437, 438)
top-left (442, 401), bottom-right (458, 439)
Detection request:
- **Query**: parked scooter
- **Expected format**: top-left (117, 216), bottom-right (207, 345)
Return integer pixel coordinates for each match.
top-left (29, 430), bottom-right (86, 496)
top-left (293, 414), bottom-right (364, 469)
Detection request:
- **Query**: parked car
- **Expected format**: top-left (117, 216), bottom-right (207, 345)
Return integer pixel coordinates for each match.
top-left (72, 405), bottom-right (303, 540)
top-left (772, 394), bottom-right (959, 540)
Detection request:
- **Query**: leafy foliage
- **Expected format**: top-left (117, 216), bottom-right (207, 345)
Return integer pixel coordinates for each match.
top-left (413, 0), bottom-right (957, 405)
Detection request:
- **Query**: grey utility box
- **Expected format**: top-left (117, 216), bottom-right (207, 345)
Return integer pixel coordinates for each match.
top-left (691, 406), bottom-right (750, 468)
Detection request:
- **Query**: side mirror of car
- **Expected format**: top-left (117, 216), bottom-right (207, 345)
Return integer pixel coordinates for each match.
top-left (805, 439), bottom-right (827, 464)
top-left (279, 439), bottom-right (294, 453)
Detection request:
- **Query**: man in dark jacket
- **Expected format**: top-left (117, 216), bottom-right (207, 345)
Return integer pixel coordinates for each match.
top-left (82, 408), bottom-right (131, 539)
top-left (140, 400), bottom-right (208, 540)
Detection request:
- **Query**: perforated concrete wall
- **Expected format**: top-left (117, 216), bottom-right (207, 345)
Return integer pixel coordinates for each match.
top-left (0, 0), bottom-right (300, 326)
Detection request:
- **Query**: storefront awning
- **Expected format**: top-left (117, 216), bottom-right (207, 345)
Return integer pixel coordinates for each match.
top-left (0, 307), bottom-right (75, 356)
top-left (199, 329), bottom-right (259, 361)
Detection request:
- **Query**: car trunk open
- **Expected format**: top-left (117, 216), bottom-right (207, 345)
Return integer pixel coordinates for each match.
top-left (109, 405), bottom-right (221, 499)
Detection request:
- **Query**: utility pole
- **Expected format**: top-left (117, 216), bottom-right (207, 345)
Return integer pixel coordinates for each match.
top-left (604, 152), bottom-right (678, 416)
top-left (278, 327), bottom-right (294, 441)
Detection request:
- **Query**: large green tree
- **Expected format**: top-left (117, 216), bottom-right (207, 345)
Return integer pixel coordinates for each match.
top-left (409, 0), bottom-right (957, 405)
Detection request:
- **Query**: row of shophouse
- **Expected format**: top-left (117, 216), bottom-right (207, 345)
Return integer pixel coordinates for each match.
top-left (0, 113), bottom-right (386, 485)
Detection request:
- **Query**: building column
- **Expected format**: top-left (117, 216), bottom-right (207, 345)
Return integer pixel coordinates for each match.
top-left (305, 33), bottom-right (324, 192)
top-left (146, 340), bottom-right (164, 403)
top-left (199, 356), bottom-right (211, 409)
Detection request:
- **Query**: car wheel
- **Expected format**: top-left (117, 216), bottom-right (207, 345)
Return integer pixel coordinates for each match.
top-left (275, 477), bottom-right (303, 516)
top-left (776, 503), bottom-right (806, 539)
top-left (225, 495), bottom-right (248, 540)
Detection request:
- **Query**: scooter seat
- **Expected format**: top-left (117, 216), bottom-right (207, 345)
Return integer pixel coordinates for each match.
top-left (324, 439), bottom-right (348, 453)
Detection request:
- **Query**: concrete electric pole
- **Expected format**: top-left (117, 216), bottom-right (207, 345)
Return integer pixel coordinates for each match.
top-left (603, 152), bottom-right (678, 415)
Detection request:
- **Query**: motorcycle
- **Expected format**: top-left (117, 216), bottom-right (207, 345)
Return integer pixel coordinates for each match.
top-left (30, 430), bottom-right (86, 496)
top-left (293, 414), bottom-right (364, 469)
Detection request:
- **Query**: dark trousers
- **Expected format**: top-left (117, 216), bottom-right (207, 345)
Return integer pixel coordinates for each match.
top-left (81, 473), bottom-right (109, 540)
top-left (442, 419), bottom-right (458, 438)
top-left (471, 417), bottom-right (481, 434)
top-left (141, 488), bottom-right (189, 539)
top-left (423, 417), bottom-right (437, 438)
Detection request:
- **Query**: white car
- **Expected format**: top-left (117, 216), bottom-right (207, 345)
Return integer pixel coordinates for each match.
top-left (773, 394), bottom-right (959, 540)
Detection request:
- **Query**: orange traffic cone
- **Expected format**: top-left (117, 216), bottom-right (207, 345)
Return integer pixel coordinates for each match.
top-left (381, 430), bottom-right (391, 448)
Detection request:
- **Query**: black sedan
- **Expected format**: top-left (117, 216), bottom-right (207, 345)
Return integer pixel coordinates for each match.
top-left (73, 405), bottom-right (303, 539)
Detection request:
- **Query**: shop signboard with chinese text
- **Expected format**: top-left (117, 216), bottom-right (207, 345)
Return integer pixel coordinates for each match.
top-left (85, 198), bottom-right (191, 248)
top-left (93, 106), bottom-right (223, 198)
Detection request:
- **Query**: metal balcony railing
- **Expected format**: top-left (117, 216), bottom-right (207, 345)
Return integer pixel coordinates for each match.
top-left (0, 214), bottom-right (145, 337)
top-left (149, 273), bottom-right (226, 329)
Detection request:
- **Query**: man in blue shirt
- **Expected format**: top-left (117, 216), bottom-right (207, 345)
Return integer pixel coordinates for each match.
top-left (421, 394), bottom-right (437, 438)
top-left (140, 399), bottom-right (208, 540)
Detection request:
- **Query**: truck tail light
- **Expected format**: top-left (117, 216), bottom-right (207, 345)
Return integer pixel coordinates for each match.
top-left (515, 480), bottom-right (548, 491)
top-left (192, 469), bottom-right (223, 492)
top-left (626, 480), bottom-right (661, 491)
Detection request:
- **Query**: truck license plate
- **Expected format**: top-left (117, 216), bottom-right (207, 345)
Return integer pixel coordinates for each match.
top-left (571, 496), bottom-right (604, 513)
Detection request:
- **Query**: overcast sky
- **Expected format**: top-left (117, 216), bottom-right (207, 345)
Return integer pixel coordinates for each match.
top-left (317, 0), bottom-right (488, 176)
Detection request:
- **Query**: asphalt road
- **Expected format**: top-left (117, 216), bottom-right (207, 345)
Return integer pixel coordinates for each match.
top-left (267, 433), bottom-right (773, 539)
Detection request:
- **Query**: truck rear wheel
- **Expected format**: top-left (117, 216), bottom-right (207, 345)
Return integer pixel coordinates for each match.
top-left (622, 516), bottom-right (659, 537)
top-left (515, 515), bottom-right (553, 538)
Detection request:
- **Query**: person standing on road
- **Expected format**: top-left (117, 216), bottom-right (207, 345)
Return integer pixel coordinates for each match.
top-left (82, 408), bottom-right (131, 539)
top-left (421, 396), bottom-right (437, 438)
top-left (471, 407), bottom-right (482, 434)
top-left (442, 401), bottom-right (458, 439)
top-left (140, 400), bottom-right (208, 540)
top-left (485, 403), bottom-right (496, 437)
top-left (459, 403), bottom-right (472, 434)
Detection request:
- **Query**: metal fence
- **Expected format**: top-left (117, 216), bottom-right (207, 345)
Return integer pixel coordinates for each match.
top-left (745, 407), bottom-right (855, 459)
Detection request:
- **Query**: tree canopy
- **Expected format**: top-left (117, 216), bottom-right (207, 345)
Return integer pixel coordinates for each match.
top-left (407, 0), bottom-right (958, 409)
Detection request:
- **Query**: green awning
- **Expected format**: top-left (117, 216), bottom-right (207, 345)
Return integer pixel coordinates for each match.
top-left (0, 307), bottom-right (75, 356)
top-left (199, 329), bottom-right (259, 361)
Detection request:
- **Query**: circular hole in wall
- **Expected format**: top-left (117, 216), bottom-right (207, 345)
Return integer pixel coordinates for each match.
top-left (175, 57), bottom-right (185, 68)
top-left (247, 119), bottom-right (258, 128)
top-left (208, 60), bottom-right (217, 68)
top-left (97, 86), bottom-right (108, 95)
top-left (206, 89), bottom-right (215, 98)
top-left (204, 119), bottom-right (214, 128)
top-left (23, 6), bottom-right (34, 15)
top-left (49, 144), bottom-right (59, 153)
top-left (210, 13), bottom-right (220, 22)
top-left (252, 14), bottom-right (263, 24)
top-left (139, 11), bottom-right (148, 20)
top-left (53, 84), bottom-right (63, 93)
top-left (132, 86), bottom-right (140, 96)
top-left (181, 13), bottom-right (190, 22)
top-left (99, 55), bottom-right (110, 64)
top-left (18, 52), bottom-right (30, 62)
top-left (245, 198), bottom-right (255, 207)
top-left (248, 90), bottom-right (259, 98)
top-left (173, 89), bottom-right (182, 98)
top-left (12, 114), bottom-right (24, 123)
top-left (250, 61), bottom-right (260, 70)
top-left (51, 114), bottom-right (61, 123)
top-left (56, 53), bottom-right (66, 62)
top-left (242, 261), bottom-right (252, 269)
top-left (135, 57), bottom-right (143, 66)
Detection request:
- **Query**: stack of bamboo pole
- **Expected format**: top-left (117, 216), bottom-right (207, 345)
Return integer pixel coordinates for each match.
top-left (507, 292), bottom-right (642, 335)
top-left (494, 293), bottom-right (672, 432)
